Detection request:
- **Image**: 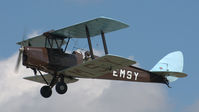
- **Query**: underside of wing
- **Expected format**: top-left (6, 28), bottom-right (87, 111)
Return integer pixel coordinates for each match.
top-left (151, 71), bottom-right (187, 83)
top-left (23, 74), bottom-right (78, 84)
top-left (58, 55), bottom-right (136, 78)
top-left (52, 17), bottom-right (129, 38)
top-left (17, 35), bottom-right (66, 48)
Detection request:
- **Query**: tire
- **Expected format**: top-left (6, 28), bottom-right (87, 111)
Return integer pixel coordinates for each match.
top-left (40, 86), bottom-right (52, 98)
top-left (55, 82), bottom-right (68, 94)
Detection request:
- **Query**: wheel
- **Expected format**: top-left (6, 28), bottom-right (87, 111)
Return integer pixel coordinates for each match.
top-left (40, 86), bottom-right (52, 98)
top-left (55, 82), bottom-right (68, 94)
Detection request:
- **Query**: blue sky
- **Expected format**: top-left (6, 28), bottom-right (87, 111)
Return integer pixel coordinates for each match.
top-left (0, 0), bottom-right (198, 111)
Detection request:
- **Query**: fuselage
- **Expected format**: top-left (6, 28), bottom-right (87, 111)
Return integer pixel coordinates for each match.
top-left (22, 46), bottom-right (166, 84)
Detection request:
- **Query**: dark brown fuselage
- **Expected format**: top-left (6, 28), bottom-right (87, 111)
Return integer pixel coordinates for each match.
top-left (23, 47), bottom-right (83, 74)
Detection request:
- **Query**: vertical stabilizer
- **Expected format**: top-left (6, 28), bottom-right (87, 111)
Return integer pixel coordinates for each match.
top-left (150, 51), bottom-right (184, 82)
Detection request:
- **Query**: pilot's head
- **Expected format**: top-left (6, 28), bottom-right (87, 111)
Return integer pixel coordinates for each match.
top-left (85, 51), bottom-right (90, 56)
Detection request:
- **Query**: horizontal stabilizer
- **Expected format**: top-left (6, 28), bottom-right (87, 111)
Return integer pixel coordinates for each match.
top-left (58, 55), bottom-right (136, 78)
top-left (151, 71), bottom-right (187, 78)
top-left (24, 74), bottom-right (78, 84)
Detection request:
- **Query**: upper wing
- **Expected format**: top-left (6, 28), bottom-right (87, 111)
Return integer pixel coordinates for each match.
top-left (52, 17), bottom-right (129, 38)
top-left (23, 74), bottom-right (78, 84)
top-left (58, 55), bottom-right (136, 78)
top-left (17, 17), bottom-right (128, 46)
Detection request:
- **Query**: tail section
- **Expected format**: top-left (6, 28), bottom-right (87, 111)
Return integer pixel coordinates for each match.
top-left (150, 51), bottom-right (187, 83)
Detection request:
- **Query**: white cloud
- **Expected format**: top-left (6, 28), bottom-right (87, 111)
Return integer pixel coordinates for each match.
top-left (0, 52), bottom-right (111, 112)
top-left (94, 49), bottom-right (104, 56)
top-left (89, 82), bottom-right (170, 112)
top-left (0, 53), bottom-right (40, 103)
top-left (0, 52), bottom-right (170, 112)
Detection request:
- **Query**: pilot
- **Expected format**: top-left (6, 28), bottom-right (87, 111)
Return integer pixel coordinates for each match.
top-left (84, 51), bottom-right (91, 61)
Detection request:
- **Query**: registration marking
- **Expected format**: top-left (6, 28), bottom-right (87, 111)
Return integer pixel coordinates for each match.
top-left (113, 69), bottom-right (139, 80)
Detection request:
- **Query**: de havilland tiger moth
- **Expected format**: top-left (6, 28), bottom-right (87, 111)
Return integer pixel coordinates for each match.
top-left (15, 17), bottom-right (187, 98)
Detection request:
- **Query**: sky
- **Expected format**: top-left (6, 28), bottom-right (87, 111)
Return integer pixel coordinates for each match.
top-left (0, 0), bottom-right (198, 112)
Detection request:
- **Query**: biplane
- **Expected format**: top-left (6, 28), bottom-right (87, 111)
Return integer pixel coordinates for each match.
top-left (16, 17), bottom-right (187, 98)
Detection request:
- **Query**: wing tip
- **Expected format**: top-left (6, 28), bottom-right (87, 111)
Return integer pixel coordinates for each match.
top-left (96, 16), bottom-right (129, 28)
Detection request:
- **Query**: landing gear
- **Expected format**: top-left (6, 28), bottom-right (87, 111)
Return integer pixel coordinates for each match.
top-left (38, 71), bottom-right (68, 98)
top-left (56, 74), bottom-right (68, 94)
top-left (40, 86), bottom-right (52, 98)
top-left (55, 82), bottom-right (68, 94)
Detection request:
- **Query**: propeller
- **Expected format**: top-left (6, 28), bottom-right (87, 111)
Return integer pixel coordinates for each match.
top-left (15, 31), bottom-right (26, 73)
top-left (15, 47), bottom-right (24, 72)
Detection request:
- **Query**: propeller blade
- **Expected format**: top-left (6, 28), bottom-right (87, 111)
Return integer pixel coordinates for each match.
top-left (15, 29), bottom-right (26, 73)
top-left (15, 50), bottom-right (23, 73)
